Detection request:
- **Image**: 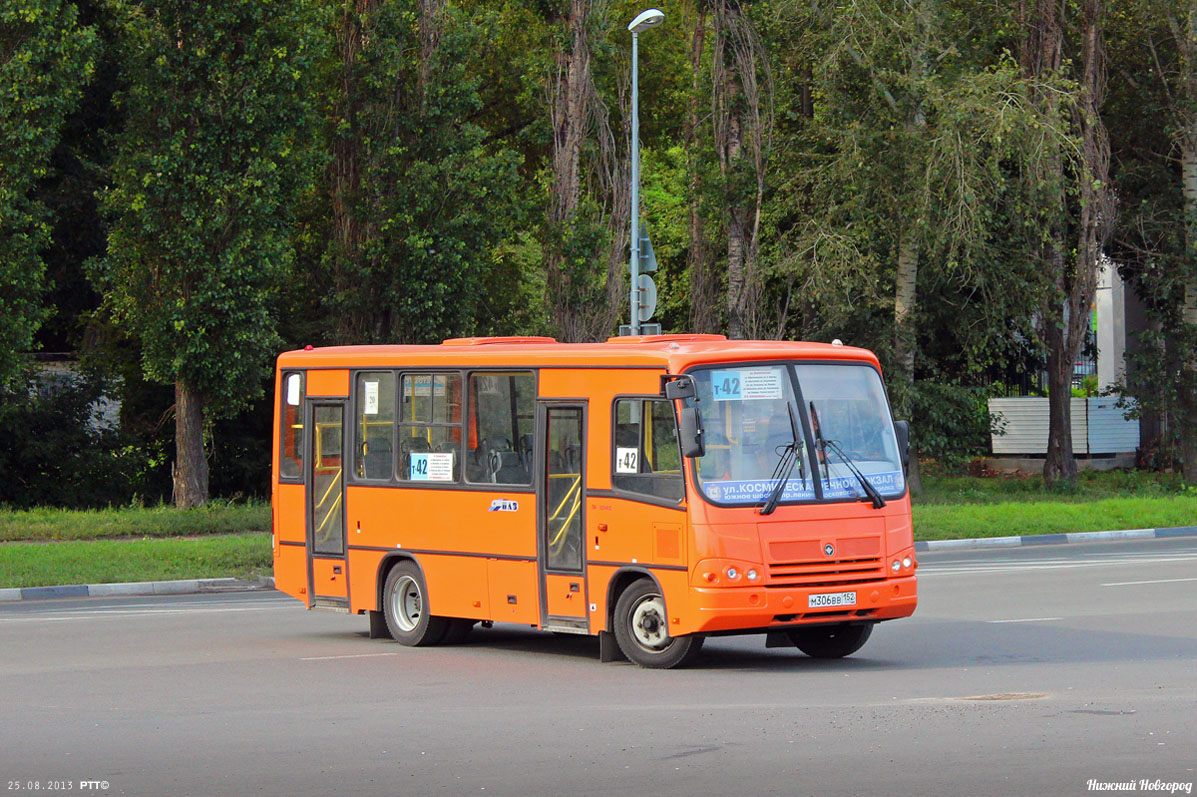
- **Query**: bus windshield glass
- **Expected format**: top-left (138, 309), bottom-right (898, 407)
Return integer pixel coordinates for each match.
top-left (690, 363), bottom-right (905, 506)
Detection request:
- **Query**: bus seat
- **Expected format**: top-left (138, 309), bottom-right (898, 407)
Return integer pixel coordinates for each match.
top-left (362, 433), bottom-right (393, 479)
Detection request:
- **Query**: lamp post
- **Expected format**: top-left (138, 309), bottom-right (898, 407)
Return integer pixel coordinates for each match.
top-left (627, 8), bottom-right (664, 336)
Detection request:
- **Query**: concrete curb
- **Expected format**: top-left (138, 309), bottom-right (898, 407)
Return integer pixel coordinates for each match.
top-left (914, 525), bottom-right (1197, 552)
top-left (0, 576), bottom-right (275, 603)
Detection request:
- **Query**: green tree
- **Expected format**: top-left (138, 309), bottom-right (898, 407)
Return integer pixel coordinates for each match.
top-left (323, 0), bottom-right (524, 345)
top-left (0, 0), bottom-right (96, 385)
top-left (1108, 0), bottom-right (1197, 480)
top-left (94, 0), bottom-right (324, 507)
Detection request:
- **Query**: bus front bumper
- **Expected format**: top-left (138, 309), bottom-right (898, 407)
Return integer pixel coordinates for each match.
top-left (679, 575), bottom-right (917, 636)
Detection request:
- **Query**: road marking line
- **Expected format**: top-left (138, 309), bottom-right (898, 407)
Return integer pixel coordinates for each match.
top-left (300, 652), bottom-right (399, 661)
top-left (987, 617), bottom-right (1062, 624)
top-left (1101, 577), bottom-right (1197, 587)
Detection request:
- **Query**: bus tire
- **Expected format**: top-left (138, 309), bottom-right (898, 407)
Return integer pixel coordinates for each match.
top-left (788, 622), bottom-right (873, 658)
top-left (383, 562), bottom-right (448, 646)
top-left (613, 579), bottom-right (704, 669)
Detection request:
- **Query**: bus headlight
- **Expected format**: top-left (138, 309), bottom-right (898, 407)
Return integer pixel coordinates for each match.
top-left (746, 568), bottom-right (759, 582)
top-left (902, 556), bottom-right (912, 569)
top-left (726, 567), bottom-right (740, 581)
top-left (891, 560), bottom-right (901, 573)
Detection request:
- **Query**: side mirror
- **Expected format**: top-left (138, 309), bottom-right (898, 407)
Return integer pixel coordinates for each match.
top-left (663, 376), bottom-right (696, 401)
top-left (679, 407), bottom-right (705, 458)
top-left (894, 420), bottom-right (910, 468)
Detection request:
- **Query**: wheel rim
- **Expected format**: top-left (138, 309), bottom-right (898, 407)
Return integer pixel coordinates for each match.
top-left (630, 594), bottom-right (669, 651)
top-left (390, 575), bottom-right (422, 632)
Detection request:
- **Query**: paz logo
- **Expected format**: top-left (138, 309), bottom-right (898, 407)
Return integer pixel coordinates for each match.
top-left (823, 543), bottom-right (835, 557)
top-left (488, 499), bottom-right (519, 512)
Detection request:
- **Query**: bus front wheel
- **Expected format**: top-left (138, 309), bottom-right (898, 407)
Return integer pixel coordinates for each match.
top-left (613, 580), bottom-right (704, 669)
top-left (788, 622), bottom-right (873, 658)
top-left (383, 562), bottom-right (448, 646)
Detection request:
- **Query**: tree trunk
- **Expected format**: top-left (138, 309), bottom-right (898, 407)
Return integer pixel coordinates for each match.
top-left (174, 379), bottom-right (209, 508)
top-left (894, 228), bottom-right (919, 383)
top-left (894, 227), bottom-right (921, 492)
top-left (712, 0), bottom-right (770, 340)
top-left (725, 108), bottom-right (748, 339)
top-left (686, 8), bottom-right (716, 334)
top-left (1042, 318), bottom-right (1077, 487)
top-left (545, 0), bottom-right (592, 342)
top-left (329, 0), bottom-right (379, 345)
top-left (1180, 144), bottom-right (1197, 481)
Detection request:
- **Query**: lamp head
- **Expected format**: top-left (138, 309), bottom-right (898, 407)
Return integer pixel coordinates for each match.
top-left (628, 8), bottom-right (665, 33)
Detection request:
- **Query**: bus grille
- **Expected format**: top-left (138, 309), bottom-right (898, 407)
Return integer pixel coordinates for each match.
top-left (767, 557), bottom-right (885, 588)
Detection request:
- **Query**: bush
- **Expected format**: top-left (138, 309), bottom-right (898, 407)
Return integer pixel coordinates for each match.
top-left (0, 368), bottom-right (150, 508)
top-left (909, 381), bottom-right (996, 471)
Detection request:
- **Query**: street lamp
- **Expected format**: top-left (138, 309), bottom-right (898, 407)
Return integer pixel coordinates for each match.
top-left (627, 8), bottom-right (664, 336)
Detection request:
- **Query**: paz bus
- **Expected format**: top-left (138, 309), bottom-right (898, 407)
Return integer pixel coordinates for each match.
top-left (271, 334), bottom-right (917, 668)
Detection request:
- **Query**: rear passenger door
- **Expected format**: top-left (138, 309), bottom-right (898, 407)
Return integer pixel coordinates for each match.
top-left (536, 401), bottom-right (588, 631)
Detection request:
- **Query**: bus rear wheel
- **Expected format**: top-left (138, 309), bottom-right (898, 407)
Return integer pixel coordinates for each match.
top-left (788, 622), bottom-right (873, 658)
top-left (613, 579), bottom-right (704, 669)
top-left (383, 562), bottom-right (448, 646)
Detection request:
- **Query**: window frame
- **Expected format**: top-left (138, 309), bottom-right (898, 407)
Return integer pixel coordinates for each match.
top-left (278, 370), bottom-right (305, 484)
top-left (609, 394), bottom-right (685, 508)
top-left (465, 370), bottom-right (537, 487)
top-left (344, 367), bottom-right (539, 494)
top-left (683, 359), bottom-right (907, 510)
top-left (352, 370), bottom-right (398, 483)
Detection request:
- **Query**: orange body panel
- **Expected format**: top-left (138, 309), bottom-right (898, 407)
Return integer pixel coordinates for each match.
top-left (348, 548), bottom-right (385, 613)
top-left (306, 369), bottom-right (349, 397)
top-left (273, 542), bottom-right (308, 604)
top-left (544, 573), bottom-right (587, 620)
top-left (311, 557), bottom-right (347, 599)
top-left (275, 483), bottom-right (306, 543)
top-left (487, 559), bottom-right (539, 625)
top-left (271, 335), bottom-right (918, 644)
top-left (419, 554), bottom-right (490, 619)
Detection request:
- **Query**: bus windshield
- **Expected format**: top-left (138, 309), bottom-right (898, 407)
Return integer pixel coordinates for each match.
top-left (690, 362), bottom-right (905, 507)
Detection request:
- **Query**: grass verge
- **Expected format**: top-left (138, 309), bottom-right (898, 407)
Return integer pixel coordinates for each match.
top-left (0, 502), bottom-right (270, 543)
top-left (0, 533), bottom-right (270, 589)
top-left (913, 496), bottom-right (1197, 541)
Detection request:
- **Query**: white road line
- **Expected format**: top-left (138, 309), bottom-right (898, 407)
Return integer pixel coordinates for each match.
top-left (300, 652), bottom-right (398, 661)
top-left (1101, 577), bottom-right (1197, 587)
top-left (986, 617), bottom-right (1062, 624)
top-left (921, 555), bottom-right (1197, 576)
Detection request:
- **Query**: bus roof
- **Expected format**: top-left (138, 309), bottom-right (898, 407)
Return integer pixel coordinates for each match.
top-left (276, 334), bottom-right (881, 373)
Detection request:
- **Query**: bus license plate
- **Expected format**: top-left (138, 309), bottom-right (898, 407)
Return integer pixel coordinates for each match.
top-left (808, 591), bottom-right (856, 609)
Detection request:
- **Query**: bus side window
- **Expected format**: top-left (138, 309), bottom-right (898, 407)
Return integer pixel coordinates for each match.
top-left (354, 371), bottom-right (395, 480)
top-left (398, 373), bottom-right (462, 483)
top-left (280, 372), bottom-right (304, 481)
top-left (612, 399), bottom-right (683, 502)
top-left (466, 372), bottom-right (534, 486)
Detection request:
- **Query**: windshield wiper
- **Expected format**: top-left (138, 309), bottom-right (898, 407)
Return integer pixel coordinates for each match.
top-left (822, 437), bottom-right (886, 509)
top-left (759, 403), bottom-right (804, 516)
top-left (809, 402), bottom-right (885, 509)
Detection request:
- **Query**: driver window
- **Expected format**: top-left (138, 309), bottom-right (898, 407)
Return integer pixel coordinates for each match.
top-left (612, 399), bottom-right (683, 502)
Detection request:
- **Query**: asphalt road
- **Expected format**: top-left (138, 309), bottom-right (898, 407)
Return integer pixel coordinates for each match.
top-left (1, 537), bottom-right (1195, 796)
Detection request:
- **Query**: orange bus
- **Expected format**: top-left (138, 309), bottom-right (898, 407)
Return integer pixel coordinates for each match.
top-left (271, 334), bottom-right (917, 668)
